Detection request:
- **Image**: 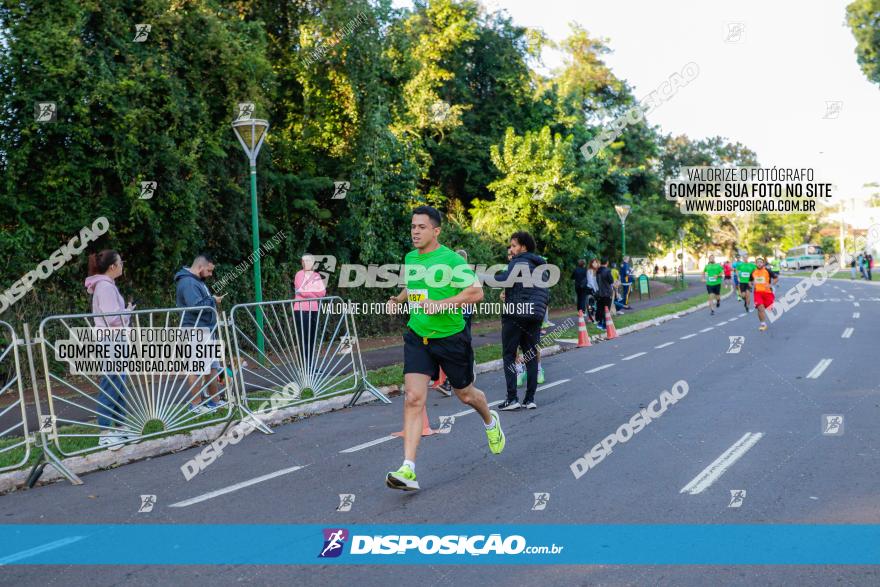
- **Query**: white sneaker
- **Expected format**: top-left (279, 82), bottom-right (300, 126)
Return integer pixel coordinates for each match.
top-left (98, 430), bottom-right (127, 451)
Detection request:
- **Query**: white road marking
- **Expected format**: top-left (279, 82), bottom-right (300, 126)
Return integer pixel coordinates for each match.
top-left (717, 321), bottom-right (728, 326)
top-left (699, 327), bottom-right (714, 333)
top-left (680, 333), bottom-right (697, 340)
top-left (0, 536), bottom-right (85, 565)
top-left (727, 316), bottom-right (739, 321)
top-left (622, 352), bottom-right (647, 361)
top-left (806, 358), bottom-right (833, 379)
top-left (169, 465), bottom-right (307, 507)
top-left (841, 328), bottom-right (854, 339)
top-left (655, 341), bottom-right (675, 349)
top-left (680, 432), bottom-right (764, 495)
top-left (586, 364), bottom-right (614, 373)
top-left (340, 435), bottom-right (396, 453)
top-left (853, 312), bottom-right (860, 319)
top-left (449, 379), bottom-right (571, 418)
top-left (854, 302), bottom-right (860, 307)
top-left (738, 312), bottom-right (747, 317)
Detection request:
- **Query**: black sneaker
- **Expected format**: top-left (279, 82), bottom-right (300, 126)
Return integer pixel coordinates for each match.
top-left (438, 380), bottom-right (453, 397)
top-left (710, 309), bottom-right (715, 316)
top-left (523, 401), bottom-right (537, 410)
top-left (499, 399), bottom-right (521, 411)
top-left (716, 299), bottom-right (720, 308)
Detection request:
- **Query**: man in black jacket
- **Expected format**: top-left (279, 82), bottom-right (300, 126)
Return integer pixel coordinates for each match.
top-left (596, 258), bottom-right (614, 331)
top-left (497, 231), bottom-right (551, 410)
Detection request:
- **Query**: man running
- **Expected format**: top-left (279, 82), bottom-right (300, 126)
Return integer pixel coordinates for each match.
top-left (722, 259), bottom-right (733, 287)
top-left (737, 254), bottom-right (756, 311)
top-left (731, 255), bottom-right (742, 301)
top-left (385, 206), bottom-right (505, 491)
top-left (751, 257), bottom-right (779, 331)
top-left (702, 254), bottom-right (723, 315)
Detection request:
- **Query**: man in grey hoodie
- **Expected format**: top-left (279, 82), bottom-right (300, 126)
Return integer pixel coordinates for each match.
top-left (174, 254), bottom-right (225, 413)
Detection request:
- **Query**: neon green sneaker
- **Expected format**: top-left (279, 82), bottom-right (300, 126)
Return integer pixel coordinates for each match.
top-left (516, 370), bottom-right (526, 387)
top-left (486, 410), bottom-right (505, 454)
top-left (537, 367), bottom-right (545, 384)
top-left (386, 464), bottom-right (419, 491)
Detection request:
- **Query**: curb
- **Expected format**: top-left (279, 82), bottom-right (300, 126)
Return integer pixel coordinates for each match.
top-left (0, 290), bottom-right (722, 493)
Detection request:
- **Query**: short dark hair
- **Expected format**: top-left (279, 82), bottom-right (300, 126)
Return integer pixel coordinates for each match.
top-left (412, 206), bottom-right (442, 228)
top-left (193, 253), bottom-right (214, 266)
top-left (88, 250), bottom-right (120, 276)
top-left (510, 231), bottom-right (535, 252)
top-left (600, 258), bottom-right (609, 265)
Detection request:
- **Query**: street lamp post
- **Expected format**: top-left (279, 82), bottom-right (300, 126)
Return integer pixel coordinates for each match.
top-left (232, 115), bottom-right (269, 354)
top-left (615, 204), bottom-right (631, 258)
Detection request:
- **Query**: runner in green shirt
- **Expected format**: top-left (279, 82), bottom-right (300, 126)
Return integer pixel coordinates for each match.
top-left (384, 205), bottom-right (505, 491)
top-left (703, 255), bottom-right (724, 315)
top-left (736, 255), bottom-right (757, 311)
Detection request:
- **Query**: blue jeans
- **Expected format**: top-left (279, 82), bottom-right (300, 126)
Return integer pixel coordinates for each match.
top-left (97, 374), bottom-right (127, 428)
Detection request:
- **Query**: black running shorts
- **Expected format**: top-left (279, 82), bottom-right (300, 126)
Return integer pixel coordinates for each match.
top-left (403, 328), bottom-right (475, 390)
top-left (706, 284), bottom-right (721, 295)
top-left (738, 282), bottom-right (751, 293)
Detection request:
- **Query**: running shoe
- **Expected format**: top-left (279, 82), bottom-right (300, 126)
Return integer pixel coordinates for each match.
top-left (537, 367), bottom-right (545, 384)
top-left (187, 404), bottom-right (208, 416)
top-left (486, 410), bottom-right (505, 454)
top-left (438, 380), bottom-right (453, 397)
top-left (759, 323), bottom-right (768, 332)
top-left (499, 398), bottom-right (521, 411)
top-left (716, 299), bottom-right (721, 308)
top-left (205, 398), bottom-right (228, 409)
top-left (386, 464), bottom-right (419, 491)
top-left (516, 370), bottom-right (526, 387)
top-left (523, 401), bottom-right (537, 410)
top-left (710, 309), bottom-right (715, 316)
top-left (98, 430), bottom-right (129, 451)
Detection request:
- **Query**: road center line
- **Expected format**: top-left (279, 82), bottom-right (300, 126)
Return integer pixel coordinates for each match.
top-left (716, 320), bottom-right (728, 326)
top-left (586, 364), bottom-right (614, 373)
top-left (699, 327), bottom-right (714, 333)
top-left (806, 358), bottom-right (833, 379)
top-left (680, 432), bottom-right (764, 495)
top-left (622, 352), bottom-right (646, 361)
top-left (449, 379), bottom-right (571, 418)
top-left (680, 333), bottom-right (697, 340)
top-left (854, 302), bottom-right (860, 307)
top-left (169, 465), bottom-right (307, 507)
top-left (853, 312), bottom-right (860, 319)
top-left (339, 435), bottom-right (396, 453)
top-left (655, 341), bottom-right (675, 349)
top-left (0, 536), bottom-right (86, 566)
top-left (841, 327), bottom-right (854, 339)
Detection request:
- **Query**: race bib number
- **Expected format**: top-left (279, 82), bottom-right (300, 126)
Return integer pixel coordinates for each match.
top-left (740, 271), bottom-right (751, 279)
top-left (754, 276), bottom-right (766, 284)
top-left (407, 289), bottom-right (428, 309)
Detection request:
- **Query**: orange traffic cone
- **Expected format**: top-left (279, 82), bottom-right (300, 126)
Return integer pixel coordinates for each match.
top-left (430, 369), bottom-right (447, 389)
top-left (577, 310), bottom-right (591, 347)
top-left (393, 404), bottom-right (437, 437)
top-left (604, 306), bottom-right (618, 340)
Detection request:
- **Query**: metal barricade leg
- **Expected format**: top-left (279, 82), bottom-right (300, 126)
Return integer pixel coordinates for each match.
top-left (23, 323), bottom-right (81, 487)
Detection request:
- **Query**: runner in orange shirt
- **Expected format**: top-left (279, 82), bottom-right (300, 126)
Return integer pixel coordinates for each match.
top-left (751, 257), bottom-right (779, 332)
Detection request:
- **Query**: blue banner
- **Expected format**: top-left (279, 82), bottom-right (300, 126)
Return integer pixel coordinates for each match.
top-left (0, 525), bottom-right (878, 565)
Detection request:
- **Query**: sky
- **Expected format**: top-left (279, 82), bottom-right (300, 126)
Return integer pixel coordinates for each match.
top-left (394, 0), bottom-right (880, 215)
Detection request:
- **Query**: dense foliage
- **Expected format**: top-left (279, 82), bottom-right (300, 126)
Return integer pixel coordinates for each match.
top-left (0, 0), bottom-right (755, 333)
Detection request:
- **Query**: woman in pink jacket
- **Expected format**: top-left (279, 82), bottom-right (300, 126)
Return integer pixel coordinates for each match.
top-left (84, 250), bottom-right (135, 449)
top-left (293, 254), bottom-right (327, 370)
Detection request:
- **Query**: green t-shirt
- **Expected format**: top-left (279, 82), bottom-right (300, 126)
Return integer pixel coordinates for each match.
top-left (738, 262), bottom-right (756, 282)
top-left (405, 245), bottom-right (477, 338)
top-left (704, 263), bottom-right (723, 286)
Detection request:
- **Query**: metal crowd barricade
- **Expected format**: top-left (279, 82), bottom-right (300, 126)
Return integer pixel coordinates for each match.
top-left (0, 320), bottom-right (31, 473)
top-left (33, 306), bottom-right (235, 476)
top-left (227, 295), bottom-right (389, 432)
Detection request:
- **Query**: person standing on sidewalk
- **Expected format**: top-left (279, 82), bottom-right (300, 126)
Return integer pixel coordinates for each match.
top-left (596, 259), bottom-right (614, 331)
top-left (293, 254), bottom-right (327, 373)
top-left (620, 256), bottom-right (633, 306)
top-left (497, 231), bottom-right (551, 411)
top-left (85, 250), bottom-right (135, 450)
top-left (384, 206), bottom-right (504, 491)
top-left (586, 258), bottom-right (600, 322)
top-left (573, 259), bottom-right (588, 316)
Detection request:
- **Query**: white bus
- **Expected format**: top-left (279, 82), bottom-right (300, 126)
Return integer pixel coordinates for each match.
top-left (784, 244), bottom-right (824, 270)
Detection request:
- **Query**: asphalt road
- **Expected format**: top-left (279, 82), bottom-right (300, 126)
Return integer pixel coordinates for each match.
top-left (1, 276), bottom-right (879, 586)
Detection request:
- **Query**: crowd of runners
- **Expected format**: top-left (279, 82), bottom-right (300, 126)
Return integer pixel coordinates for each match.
top-left (703, 254), bottom-right (780, 332)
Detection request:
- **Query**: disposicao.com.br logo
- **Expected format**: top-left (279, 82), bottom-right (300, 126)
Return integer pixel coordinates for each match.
top-left (319, 528), bottom-right (563, 558)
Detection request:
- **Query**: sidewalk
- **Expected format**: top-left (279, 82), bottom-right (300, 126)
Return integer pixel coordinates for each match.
top-left (358, 276), bottom-right (703, 371)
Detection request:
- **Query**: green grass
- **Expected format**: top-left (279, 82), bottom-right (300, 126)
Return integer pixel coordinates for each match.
top-left (788, 270), bottom-right (866, 280)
